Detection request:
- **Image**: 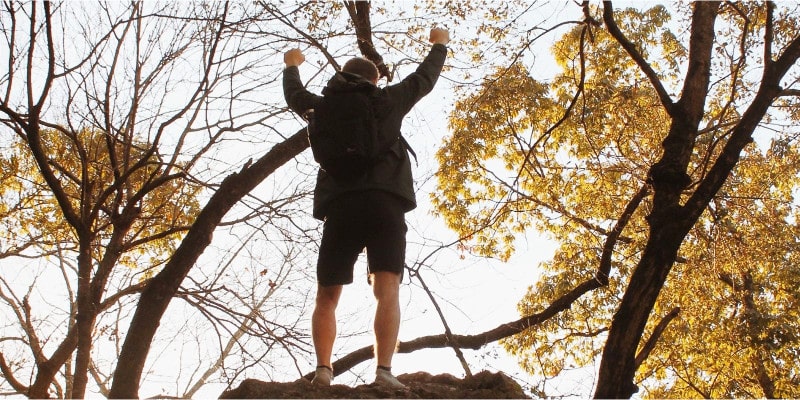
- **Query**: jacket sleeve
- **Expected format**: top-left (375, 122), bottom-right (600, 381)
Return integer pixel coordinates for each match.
top-left (283, 66), bottom-right (322, 116)
top-left (386, 43), bottom-right (448, 114)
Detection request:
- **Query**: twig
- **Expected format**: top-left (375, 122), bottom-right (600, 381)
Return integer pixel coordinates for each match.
top-left (410, 268), bottom-right (473, 377)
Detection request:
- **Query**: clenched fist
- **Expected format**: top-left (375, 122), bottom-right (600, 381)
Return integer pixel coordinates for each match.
top-left (284, 48), bottom-right (305, 67)
top-left (429, 28), bottom-right (450, 45)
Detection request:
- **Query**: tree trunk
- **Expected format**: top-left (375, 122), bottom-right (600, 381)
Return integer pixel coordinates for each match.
top-left (593, 2), bottom-right (720, 397)
top-left (593, 2), bottom-right (800, 397)
top-left (69, 239), bottom-right (96, 399)
top-left (593, 229), bottom-right (686, 398)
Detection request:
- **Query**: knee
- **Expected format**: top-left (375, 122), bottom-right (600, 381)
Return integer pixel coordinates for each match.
top-left (371, 272), bottom-right (400, 302)
top-left (316, 285), bottom-right (342, 310)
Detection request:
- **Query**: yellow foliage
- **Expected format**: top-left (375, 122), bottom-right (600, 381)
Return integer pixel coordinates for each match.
top-left (435, 3), bottom-right (800, 398)
top-left (1, 129), bottom-right (201, 269)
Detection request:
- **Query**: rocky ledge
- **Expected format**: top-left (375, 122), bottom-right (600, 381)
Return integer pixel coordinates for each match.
top-left (219, 370), bottom-right (529, 399)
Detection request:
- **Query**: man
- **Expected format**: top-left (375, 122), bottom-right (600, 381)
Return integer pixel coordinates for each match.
top-left (283, 27), bottom-right (450, 389)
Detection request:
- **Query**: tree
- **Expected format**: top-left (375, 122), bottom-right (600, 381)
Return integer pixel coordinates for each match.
top-left (4, 1), bottom-right (797, 398)
top-left (435, 1), bottom-right (800, 398)
top-left (0, 127), bottom-right (202, 396)
top-left (0, 2), bottom-right (312, 397)
top-left (2, 0), bottom-right (506, 397)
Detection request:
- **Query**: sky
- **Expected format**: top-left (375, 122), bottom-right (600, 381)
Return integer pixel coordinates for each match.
top-left (184, 2), bottom-right (587, 397)
top-left (1, 1), bottom-right (789, 398)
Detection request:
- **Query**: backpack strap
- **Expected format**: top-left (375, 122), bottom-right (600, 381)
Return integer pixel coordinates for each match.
top-left (399, 135), bottom-right (418, 166)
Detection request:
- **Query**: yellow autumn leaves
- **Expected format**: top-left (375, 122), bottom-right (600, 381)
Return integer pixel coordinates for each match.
top-left (433, 4), bottom-right (800, 398)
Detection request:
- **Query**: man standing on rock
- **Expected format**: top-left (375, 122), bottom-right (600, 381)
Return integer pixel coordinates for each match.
top-left (282, 27), bottom-right (450, 388)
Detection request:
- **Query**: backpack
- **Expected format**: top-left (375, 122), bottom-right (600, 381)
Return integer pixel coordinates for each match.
top-left (306, 81), bottom-right (381, 182)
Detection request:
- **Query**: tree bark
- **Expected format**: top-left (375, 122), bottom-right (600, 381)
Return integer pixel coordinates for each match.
top-left (593, 2), bottom-right (800, 397)
top-left (594, 2), bottom-right (720, 398)
top-left (68, 240), bottom-right (96, 399)
top-left (344, 1), bottom-right (392, 81)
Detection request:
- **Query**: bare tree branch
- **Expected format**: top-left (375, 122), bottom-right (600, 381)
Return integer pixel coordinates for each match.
top-left (409, 269), bottom-right (472, 377)
top-left (307, 277), bottom-right (604, 380)
top-left (598, 183), bottom-right (650, 285)
top-left (0, 352), bottom-right (28, 394)
top-left (344, 1), bottom-right (392, 81)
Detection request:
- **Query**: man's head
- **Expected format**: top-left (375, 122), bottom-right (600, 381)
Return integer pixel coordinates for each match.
top-left (342, 57), bottom-right (379, 84)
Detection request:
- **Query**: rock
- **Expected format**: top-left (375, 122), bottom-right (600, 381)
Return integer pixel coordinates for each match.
top-left (219, 370), bottom-right (529, 399)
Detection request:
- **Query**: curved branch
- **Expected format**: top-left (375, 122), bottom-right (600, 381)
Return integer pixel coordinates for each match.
top-left (32, 1), bottom-right (56, 116)
top-left (633, 307), bottom-right (680, 369)
top-left (513, 21), bottom-right (591, 188)
top-left (17, 2), bottom-right (84, 234)
top-left (602, 1), bottom-right (675, 116)
top-left (98, 280), bottom-right (150, 312)
top-left (0, 352), bottom-right (28, 395)
top-left (2, 2), bottom-right (17, 106)
top-left (598, 183), bottom-right (650, 284)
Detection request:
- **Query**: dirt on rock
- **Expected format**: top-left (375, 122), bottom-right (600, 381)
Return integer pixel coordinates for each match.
top-left (219, 370), bottom-right (530, 399)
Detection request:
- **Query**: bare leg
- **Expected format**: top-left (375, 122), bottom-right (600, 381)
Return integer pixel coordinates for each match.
top-left (312, 284), bottom-right (343, 369)
top-left (371, 271), bottom-right (401, 368)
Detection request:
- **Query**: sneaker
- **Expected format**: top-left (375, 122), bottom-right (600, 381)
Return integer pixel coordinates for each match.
top-left (311, 366), bottom-right (332, 386)
top-left (374, 368), bottom-right (406, 389)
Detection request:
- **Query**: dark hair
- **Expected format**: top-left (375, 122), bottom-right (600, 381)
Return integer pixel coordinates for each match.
top-left (342, 57), bottom-right (379, 82)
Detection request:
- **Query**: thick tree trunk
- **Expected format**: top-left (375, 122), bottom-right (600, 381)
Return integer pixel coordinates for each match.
top-left (69, 240), bottom-right (96, 399)
top-left (593, 2), bottom-right (800, 397)
top-left (593, 2), bottom-right (720, 397)
top-left (593, 230), bottom-right (686, 398)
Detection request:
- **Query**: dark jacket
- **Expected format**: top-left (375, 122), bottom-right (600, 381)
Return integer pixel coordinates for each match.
top-left (283, 44), bottom-right (447, 220)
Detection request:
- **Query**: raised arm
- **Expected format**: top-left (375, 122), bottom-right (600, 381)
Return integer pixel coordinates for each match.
top-left (282, 48), bottom-right (321, 115)
top-left (387, 28), bottom-right (450, 112)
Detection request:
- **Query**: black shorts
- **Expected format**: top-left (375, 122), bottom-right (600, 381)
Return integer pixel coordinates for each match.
top-left (317, 190), bottom-right (407, 286)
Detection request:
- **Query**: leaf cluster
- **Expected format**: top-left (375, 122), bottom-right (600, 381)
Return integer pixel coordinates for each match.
top-left (1, 128), bottom-right (201, 269)
top-left (434, 3), bottom-right (800, 397)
